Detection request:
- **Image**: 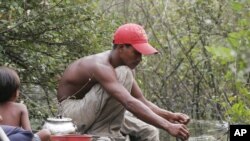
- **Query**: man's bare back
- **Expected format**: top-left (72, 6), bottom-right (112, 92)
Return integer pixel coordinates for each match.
top-left (57, 50), bottom-right (113, 102)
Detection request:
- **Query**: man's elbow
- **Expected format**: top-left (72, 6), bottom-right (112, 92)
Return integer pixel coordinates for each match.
top-left (123, 98), bottom-right (139, 112)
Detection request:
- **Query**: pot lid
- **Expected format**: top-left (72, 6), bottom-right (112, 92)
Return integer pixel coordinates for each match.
top-left (46, 117), bottom-right (72, 122)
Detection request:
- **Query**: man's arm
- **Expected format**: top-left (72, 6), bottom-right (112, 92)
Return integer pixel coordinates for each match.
top-left (93, 64), bottom-right (189, 140)
top-left (131, 80), bottom-right (190, 124)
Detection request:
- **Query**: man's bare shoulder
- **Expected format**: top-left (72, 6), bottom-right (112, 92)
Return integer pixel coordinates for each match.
top-left (63, 50), bottom-right (114, 83)
top-left (84, 51), bottom-right (116, 81)
top-left (64, 51), bottom-right (111, 73)
top-left (88, 50), bottom-right (110, 61)
top-left (78, 50), bottom-right (112, 70)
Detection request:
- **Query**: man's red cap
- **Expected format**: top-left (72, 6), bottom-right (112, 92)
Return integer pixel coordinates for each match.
top-left (113, 23), bottom-right (158, 55)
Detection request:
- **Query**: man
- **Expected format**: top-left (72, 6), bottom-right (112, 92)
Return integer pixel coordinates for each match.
top-left (57, 23), bottom-right (190, 141)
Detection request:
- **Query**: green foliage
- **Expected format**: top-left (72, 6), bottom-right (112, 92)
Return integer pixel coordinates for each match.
top-left (0, 0), bottom-right (249, 134)
top-left (0, 0), bottom-right (119, 129)
top-left (227, 101), bottom-right (250, 123)
top-left (99, 0), bottom-right (250, 125)
top-left (206, 46), bottom-right (235, 64)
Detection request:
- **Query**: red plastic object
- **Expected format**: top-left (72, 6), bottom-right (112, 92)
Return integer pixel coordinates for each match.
top-left (50, 134), bottom-right (92, 141)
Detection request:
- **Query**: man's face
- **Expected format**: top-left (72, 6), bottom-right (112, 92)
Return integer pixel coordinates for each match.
top-left (120, 45), bottom-right (142, 69)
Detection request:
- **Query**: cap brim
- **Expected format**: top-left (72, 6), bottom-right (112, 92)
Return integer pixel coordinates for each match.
top-left (132, 43), bottom-right (158, 55)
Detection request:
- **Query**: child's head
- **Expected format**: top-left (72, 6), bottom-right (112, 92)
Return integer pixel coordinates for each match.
top-left (0, 66), bottom-right (20, 103)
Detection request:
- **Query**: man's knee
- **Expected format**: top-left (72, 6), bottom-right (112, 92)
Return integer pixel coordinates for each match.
top-left (146, 125), bottom-right (159, 135)
top-left (130, 125), bottom-right (159, 141)
top-left (137, 126), bottom-right (159, 141)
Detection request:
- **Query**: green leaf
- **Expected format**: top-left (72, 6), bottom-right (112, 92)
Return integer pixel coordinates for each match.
top-left (231, 1), bottom-right (243, 11)
top-left (227, 32), bottom-right (241, 48)
top-left (206, 46), bottom-right (235, 63)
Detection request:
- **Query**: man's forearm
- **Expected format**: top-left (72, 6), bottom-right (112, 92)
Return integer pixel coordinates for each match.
top-left (142, 99), bottom-right (176, 121)
top-left (125, 98), bottom-right (172, 131)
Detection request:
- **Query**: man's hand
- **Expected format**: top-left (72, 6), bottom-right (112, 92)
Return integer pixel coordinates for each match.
top-left (167, 123), bottom-right (190, 140)
top-left (173, 113), bottom-right (190, 125)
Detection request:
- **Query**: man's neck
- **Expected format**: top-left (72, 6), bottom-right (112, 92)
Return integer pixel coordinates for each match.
top-left (109, 50), bottom-right (123, 68)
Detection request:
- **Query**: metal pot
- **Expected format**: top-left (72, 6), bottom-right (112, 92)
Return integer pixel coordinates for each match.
top-left (42, 117), bottom-right (77, 135)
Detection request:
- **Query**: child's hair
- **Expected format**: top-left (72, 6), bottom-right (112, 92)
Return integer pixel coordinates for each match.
top-left (0, 66), bottom-right (20, 103)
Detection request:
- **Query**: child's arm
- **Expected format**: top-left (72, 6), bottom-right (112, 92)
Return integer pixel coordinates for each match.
top-left (19, 103), bottom-right (32, 131)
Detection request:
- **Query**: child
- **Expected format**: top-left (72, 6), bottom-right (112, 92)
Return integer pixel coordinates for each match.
top-left (0, 66), bottom-right (51, 141)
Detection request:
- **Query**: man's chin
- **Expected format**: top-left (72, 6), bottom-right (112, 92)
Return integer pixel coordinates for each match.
top-left (128, 65), bottom-right (137, 69)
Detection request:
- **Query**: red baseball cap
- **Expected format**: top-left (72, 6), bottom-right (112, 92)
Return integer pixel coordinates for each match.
top-left (113, 23), bottom-right (158, 55)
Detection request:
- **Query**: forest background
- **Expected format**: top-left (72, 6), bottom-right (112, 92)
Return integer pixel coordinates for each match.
top-left (0, 0), bottom-right (249, 140)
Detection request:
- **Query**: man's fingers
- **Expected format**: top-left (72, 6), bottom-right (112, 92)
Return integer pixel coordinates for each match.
top-left (177, 113), bottom-right (190, 124)
top-left (179, 131), bottom-right (189, 141)
top-left (180, 125), bottom-right (189, 140)
top-left (181, 118), bottom-right (190, 124)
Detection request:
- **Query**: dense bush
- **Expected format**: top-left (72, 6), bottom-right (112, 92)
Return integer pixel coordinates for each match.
top-left (1, 0), bottom-right (249, 137)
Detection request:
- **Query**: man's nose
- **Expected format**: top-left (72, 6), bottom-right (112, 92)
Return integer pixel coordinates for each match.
top-left (137, 55), bottom-right (142, 62)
